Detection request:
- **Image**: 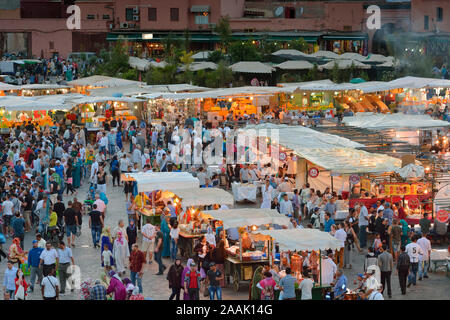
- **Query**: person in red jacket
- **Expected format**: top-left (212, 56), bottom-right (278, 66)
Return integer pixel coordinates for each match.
top-left (14, 269), bottom-right (28, 300)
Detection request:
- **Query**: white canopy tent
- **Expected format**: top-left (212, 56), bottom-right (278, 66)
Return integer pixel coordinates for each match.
top-left (202, 208), bottom-right (291, 229)
top-left (182, 62), bottom-right (218, 72)
top-left (318, 59), bottom-right (371, 71)
top-left (275, 60), bottom-right (314, 70)
top-left (128, 56), bottom-right (151, 71)
top-left (0, 82), bottom-right (18, 91)
top-left (19, 84), bottom-right (70, 90)
top-left (191, 51), bottom-right (213, 60)
top-left (126, 172), bottom-right (199, 193)
top-left (149, 61), bottom-right (168, 68)
top-left (272, 49), bottom-right (309, 58)
top-left (70, 96), bottom-right (143, 104)
top-left (92, 78), bottom-right (144, 88)
top-left (308, 50), bottom-right (340, 59)
top-left (256, 229), bottom-right (343, 251)
top-left (67, 75), bottom-right (113, 87)
top-left (230, 61), bottom-right (274, 74)
top-left (343, 113), bottom-right (450, 129)
top-left (242, 123), bottom-right (402, 174)
top-left (174, 188), bottom-right (234, 207)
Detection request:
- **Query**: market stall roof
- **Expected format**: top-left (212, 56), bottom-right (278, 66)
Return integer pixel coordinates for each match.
top-left (70, 96), bottom-right (143, 104)
top-left (308, 50), bottom-right (340, 59)
top-left (318, 59), bottom-right (371, 70)
top-left (67, 75), bottom-right (113, 87)
top-left (149, 61), bottom-right (168, 68)
top-left (386, 76), bottom-right (450, 89)
top-left (128, 56), bottom-right (151, 71)
top-left (242, 123), bottom-right (402, 174)
top-left (271, 49), bottom-right (309, 58)
top-left (19, 84), bottom-right (70, 90)
top-left (0, 96), bottom-right (71, 111)
top-left (230, 61), bottom-right (274, 74)
top-left (274, 60), bottom-right (314, 70)
top-left (343, 113), bottom-right (450, 129)
top-left (174, 188), bottom-right (234, 207)
top-left (0, 82), bottom-right (19, 91)
top-left (92, 78), bottom-right (144, 88)
top-left (191, 51), bottom-right (213, 60)
top-left (202, 208), bottom-right (291, 229)
top-left (256, 229), bottom-right (343, 251)
top-left (88, 84), bottom-right (152, 97)
top-left (125, 172), bottom-right (199, 193)
top-left (359, 54), bottom-right (395, 63)
top-left (181, 62), bottom-right (218, 72)
top-left (337, 52), bottom-right (367, 61)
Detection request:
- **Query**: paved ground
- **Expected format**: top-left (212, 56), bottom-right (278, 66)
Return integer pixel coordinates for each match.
top-left (1, 171), bottom-right (449, 300)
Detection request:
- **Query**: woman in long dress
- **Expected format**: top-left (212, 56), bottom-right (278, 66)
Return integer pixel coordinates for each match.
top-left (180, 258), bottom-right (194, 300)
top-left (101, 227), bottom-right (114, 267)
top-left (261, 180), bottom-right (273, 209)
top-left (113, 231), bottom-right (129, 275)
top-left (161, 216), bottom-right (171, 258)
top-left (73, 157), bottom-right (82, 188)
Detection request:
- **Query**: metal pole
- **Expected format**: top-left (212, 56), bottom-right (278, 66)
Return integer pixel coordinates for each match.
top-left (319, 250), bottom-right (322, 288)
top-left (331, 174), bottom-right (334, 193)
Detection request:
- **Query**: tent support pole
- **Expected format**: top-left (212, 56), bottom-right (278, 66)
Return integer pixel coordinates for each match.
top-left (331, 174), bottom-right (334, 193)
top-left (319, 250), bottom-right (322, 288)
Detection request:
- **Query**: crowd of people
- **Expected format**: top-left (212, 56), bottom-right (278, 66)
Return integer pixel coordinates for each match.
top-left (0, 109), bottom-right (447, 301)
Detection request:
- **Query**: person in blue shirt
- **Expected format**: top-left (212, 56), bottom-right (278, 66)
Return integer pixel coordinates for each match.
top-left (27, 240), bottom-right (44, 292)
top-left (3, 261), bottom-right (18, 299)
top-left (324, 212), bottom-right (335, 233)
top-left (333, 269), bottom-right (347, 300)
top-left (14, 160), bottom-right (24, 177)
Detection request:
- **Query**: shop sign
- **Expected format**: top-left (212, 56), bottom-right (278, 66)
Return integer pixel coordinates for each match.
top-left (436, 210), bottom-right (449, 223)
top-left (381, 183), bottom-right (428, 196)
top-left (349, 174), bottom-right (360, 184)
top-left (308, 167), bottom-right (319, 178)
top-left (279, 152), bottom-right (286, 161)
top-left (361, 178), bottom-right (371, 193)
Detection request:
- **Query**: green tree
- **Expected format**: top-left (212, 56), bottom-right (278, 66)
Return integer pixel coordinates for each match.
top-left (96, 42), bottom-right (130, 76)
top-left (214, 16), bottom-right (232, 52)
top-left (330, 62), bottom-right (340, 83)
top-left (183, 29), bottom-right (191, 52)
top-left (287, 38), bottom-right (308, 52)
top-left (205, 61), bottom-right (233, 88)
top-left (180, 51), bottom-right (194, 83)
top-left (208, 50), bottom-right (226, 63)
top-left (162, 33), bottom-right (181, 64)
top-left (146, 64), bottom-right (179, 85)
top-left (306, 63), bottom-right (319, 81)
top-left (229, 41), bottom-right (260, 63)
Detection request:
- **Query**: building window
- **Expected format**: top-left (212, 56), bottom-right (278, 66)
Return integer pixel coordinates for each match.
top-left (437, 7), bottom-right (443, 22)
top-left (126, 8), bottom-right (134, 21)
top-left (424, 15), bottom-right (429, 30)
top-left (195, 14), bottom-right (209, 25)
top-left (102, 14), bottom-right (110, 20)
top-left (343, 25), bottom-right (352, 31)
top-left (49, 41), bottom-right (54, 50)
top-left (285, 7), bottom-right (296, 19)
top-left (86, 14), bottom-right (95, 19)
top-left (148, 8), bottom-right (157, 21)
top-left (170, 8), bottom-right (179, 21)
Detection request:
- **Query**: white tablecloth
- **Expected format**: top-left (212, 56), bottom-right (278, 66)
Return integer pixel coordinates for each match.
top-left (430, 249), bottom-right (448, 261)
top-left (232, 182), bottom-right (258, 202)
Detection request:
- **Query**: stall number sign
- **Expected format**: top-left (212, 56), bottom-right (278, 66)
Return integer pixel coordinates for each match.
top-left (279, 152), bottom-right (287, 161)
top-left (309, 167), bottom-right (319, 178)
top-left (436, 210), bottom-right (449, 223)
top-left (349, 175), bottom-right (360, 184)
top-left (408, 197), bottom-right (420, 210)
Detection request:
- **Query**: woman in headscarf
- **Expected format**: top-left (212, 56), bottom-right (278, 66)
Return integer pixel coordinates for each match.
top-left (161, 215), bottom-right (171, 258)
top-left (100, 227), bottom-right (114, 267)
top-left (205, 226), bottom-right (216, 247)
top-left (113, 231), bottom-right (129, 275)
top-left (106, 270), bottom-right (126, 300)
top-left (129, 286), bottom-right (145, 300)
top-left (122, 278), bottom-right (134, 300)
top-left (167, 257), bottom-right (184, 300)
top-left (73, 154), bottom-right (82, 188)
top-left (181, 258), bottom-right (194, 300)
top-left (9, 238), bottom-right (26, 268)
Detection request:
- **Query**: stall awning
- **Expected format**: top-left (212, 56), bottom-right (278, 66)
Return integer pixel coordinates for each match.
top-left (257, 229), bottom-right (343, 251)
top-left (191, 5), bottom-right (210, 13)
top-left (126, 172), bottom-right (199, 193)
top-left (343, 113), bottom-right (450, 129)
top-left (322, 34), bottom-right (368, 40)
top-left (174, 188), bottom-right (234, 207)
top-left (202, 208), bottom-right (291, 229)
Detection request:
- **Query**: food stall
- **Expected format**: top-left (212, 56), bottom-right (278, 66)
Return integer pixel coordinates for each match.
top-left (164, 188), bottom-right (234, 258)
top-left (123, 172), bottom-right (199, 226)
top-left (201, 208), bottom-right (292, 291)
top-left (256, 228), bottom-right (343, 300)
top-left (232, 182), bottom-right (258, 203)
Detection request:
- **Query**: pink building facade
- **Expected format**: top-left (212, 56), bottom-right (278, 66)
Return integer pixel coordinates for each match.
top-left (0, 0), bottom-right (447, 59)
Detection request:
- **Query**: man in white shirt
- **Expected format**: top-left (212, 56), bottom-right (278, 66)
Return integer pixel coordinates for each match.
top-left (1, 195), bottom-right (15, 236)
top-left (141, 222), bottom-right (156, 264)
top-left (279, 194), bottom-right (293, 217)
top-left (320, 252), bottom-right (337, 286)
top-left (357, 204), bottom-right (369, 248)
top-left (90, 159), bottom-right (99, 186)
top-left (41, 268), bottom-right (60, 300)
top-left (405, 235), bottom-right (423, 287)
top-left (39, 242), bottom-right (59, 277)
top-left (299, 271), bottom-right (314, 300)
top-left (334, 223), bottom-right (347, 269)
top-left (417, 233), bottom-right (431, 280)
top-left (196, 167), bottom-right (207, 186)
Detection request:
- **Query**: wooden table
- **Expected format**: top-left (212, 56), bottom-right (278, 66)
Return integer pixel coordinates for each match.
top-left (224, 256), bottom-right (269, 292)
